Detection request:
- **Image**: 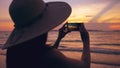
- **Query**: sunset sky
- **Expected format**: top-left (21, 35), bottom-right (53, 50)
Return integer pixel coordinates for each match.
top-left (0, 0), bottom-right (120, 31)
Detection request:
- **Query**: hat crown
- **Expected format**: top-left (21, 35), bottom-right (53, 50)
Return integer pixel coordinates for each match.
top-left (9, 0), bottom-right (46, 28)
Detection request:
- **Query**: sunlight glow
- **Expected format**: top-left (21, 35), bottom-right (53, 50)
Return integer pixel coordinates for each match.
top-left (0, 0), bottom-right (120, 31)
top-left (109, 25), bottom-right (120, 30)
top-left (0, 21), bottom-right (13, 31)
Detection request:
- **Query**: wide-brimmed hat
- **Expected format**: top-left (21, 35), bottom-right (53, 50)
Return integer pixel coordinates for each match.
top-left (2, 0), bottom-right (71, 49)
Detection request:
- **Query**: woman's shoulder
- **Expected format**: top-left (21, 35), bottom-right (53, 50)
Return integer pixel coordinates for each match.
top-left (44, 45), bottom-right (66, 58)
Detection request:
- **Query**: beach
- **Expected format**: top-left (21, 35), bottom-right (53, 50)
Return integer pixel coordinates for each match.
top-left (0, 31), bottom-right (120, 68)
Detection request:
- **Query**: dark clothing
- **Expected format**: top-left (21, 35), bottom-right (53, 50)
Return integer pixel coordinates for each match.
top-left (6, 44), bottom-right (66, 68)
top-left (7, 44), bottom-right (46, 68)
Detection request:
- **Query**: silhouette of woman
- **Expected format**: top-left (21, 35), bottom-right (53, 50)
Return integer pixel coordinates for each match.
top-left (4, 0), bottom-right (90, 68)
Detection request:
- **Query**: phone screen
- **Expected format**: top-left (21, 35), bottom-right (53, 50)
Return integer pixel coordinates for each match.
top-left (65, 23), bottom-right (80, 31)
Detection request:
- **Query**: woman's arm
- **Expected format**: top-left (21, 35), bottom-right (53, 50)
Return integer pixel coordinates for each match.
top-left (79, 23), bottom-right (91, 68)
top-left (53, 36), bottom-right (62, 49)
top-left (53, 23), bottom-right (91, 68)
top-left (53, 24), bottom-right (70, 48)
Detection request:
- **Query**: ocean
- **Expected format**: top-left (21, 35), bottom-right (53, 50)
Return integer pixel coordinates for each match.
top-left (0, 30), bottom-right (120, 68)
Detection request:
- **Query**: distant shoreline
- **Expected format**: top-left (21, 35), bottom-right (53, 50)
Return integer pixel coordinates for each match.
top-left (0, 30), bottom-right (120, 32)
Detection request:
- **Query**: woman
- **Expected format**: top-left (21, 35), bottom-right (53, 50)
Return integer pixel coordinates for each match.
top-left (7, 23), bottom-right (90, 68)
top-left (3, 0), bottom-right (90, 68)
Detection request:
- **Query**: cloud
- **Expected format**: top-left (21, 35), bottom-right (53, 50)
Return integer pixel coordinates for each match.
top-left (102, 17), bottom-right (120, 22)
top-left (89, 0), bottom-right (120, 23)
top-left (0, 19), bottom-right (12, 23)
top-left (85, 15), bottom-right (93, 17)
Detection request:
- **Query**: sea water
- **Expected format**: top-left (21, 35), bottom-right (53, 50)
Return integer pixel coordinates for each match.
top-left (47, 30), bottom-right (120, 54)
top-left (0, 30), bottom-right (120, 67)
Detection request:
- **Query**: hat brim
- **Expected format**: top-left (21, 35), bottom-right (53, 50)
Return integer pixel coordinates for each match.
top-left (2, 2), bottom-right (71, 49)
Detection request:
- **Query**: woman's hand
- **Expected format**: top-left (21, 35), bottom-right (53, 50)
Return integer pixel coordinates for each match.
top-left (53, 23), bottom-right (71, 49)
top-left (78, 23), bottom-right (86, 32)
top-left (58, 24), bottom-right (71, 39)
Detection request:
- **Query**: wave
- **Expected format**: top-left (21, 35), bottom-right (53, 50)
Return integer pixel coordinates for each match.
top-left (1, 44), bottom-right (120, 55)
top-left (92, 61), bottom-right (120, 66)
top-left (47, 40), bottom-right (82, 42)
top-left (59, 47), bottom-right (120, 55)
top-left (93, 44), bottom-right (120, 46)
top-left (0, 44), bottom-right (3, 48)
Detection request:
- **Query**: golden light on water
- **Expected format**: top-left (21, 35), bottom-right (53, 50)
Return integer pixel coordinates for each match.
top-left (109, 25), bottom-right (120, 30)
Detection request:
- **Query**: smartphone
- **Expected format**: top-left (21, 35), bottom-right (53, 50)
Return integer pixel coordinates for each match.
top-left (65, 23), bottom-right (81, 31)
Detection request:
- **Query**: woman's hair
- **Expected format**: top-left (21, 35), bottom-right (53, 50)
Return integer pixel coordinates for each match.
top-left (15, 32), bottom-right (48, 48)
top-left (28, 32), bottom-right (48, 45)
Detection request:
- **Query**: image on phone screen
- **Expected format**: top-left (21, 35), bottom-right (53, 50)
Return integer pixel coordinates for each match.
top-left (65, 23), bottom-right (81, 31)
